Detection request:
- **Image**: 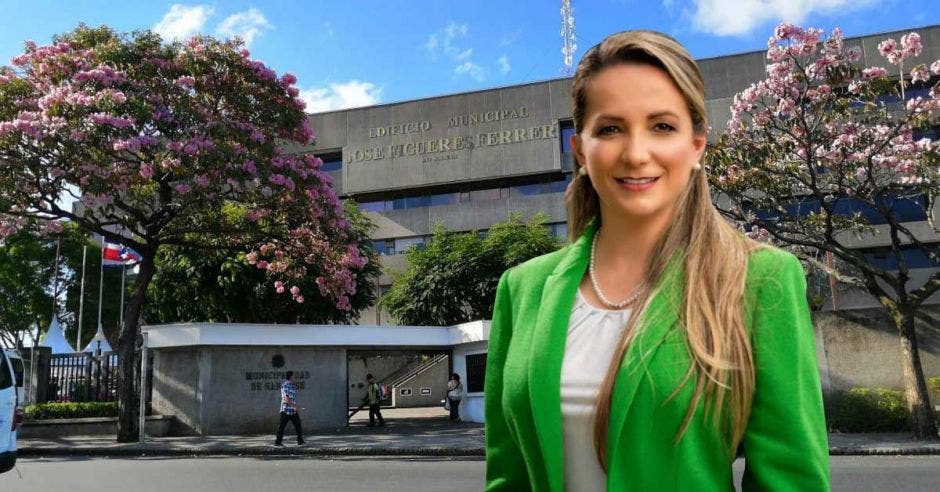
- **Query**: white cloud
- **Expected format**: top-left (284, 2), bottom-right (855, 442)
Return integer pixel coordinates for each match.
top-left (153, 4), bottom-right (214, 42)
top-left (454, 62), bottom-right (486, 82)
top-left (425, 22), bottom-right (470, 59)
top-left (299, 81), bottom-right (382, 113)
top-left (425, 22), bottom-right (492, 82)
top-left (323, 21), bottom-right (335, 38)
top-left (497, 56), bottom-right (511, 75)
top-left (215, 8), bottom-right (272, 46)
top-left (456, 48), bottom-right (473, 62)
top-left (690, 0), bottom-right (879, 36)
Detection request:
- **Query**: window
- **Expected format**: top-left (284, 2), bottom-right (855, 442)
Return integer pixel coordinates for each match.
top-left (861, 244), bottom-right (939, 270)
top-left (430, 193), bottom-right (457, 206)
top-left (465, 353), bottom-right (487, 393)
top-left (560, 120), bottom-right (576, 171)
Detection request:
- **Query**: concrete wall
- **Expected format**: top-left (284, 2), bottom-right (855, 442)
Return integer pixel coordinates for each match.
top-left (814, 306), bottom-right (940, 393)
top-left (391, 357), bottom-right (449, 408)
top-left (152, 346), bottom-right (347, 435)
top-left (151, 347), bottom-right (203, 434)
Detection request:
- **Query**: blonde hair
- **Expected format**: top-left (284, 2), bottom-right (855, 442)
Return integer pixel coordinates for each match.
top-left (566, 30), bottom-right (765, 470)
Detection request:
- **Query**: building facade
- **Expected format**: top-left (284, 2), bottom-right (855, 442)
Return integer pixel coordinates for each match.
top-left (296, 25), bottom-right (940, 324)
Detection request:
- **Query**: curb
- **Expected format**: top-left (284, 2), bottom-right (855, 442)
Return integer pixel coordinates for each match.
top-left (18, 446), bottom-right (940, 458)
top-left (828, 447), bottom-right (940, 456)
top-left (18, 446), bottom-right (487, 458)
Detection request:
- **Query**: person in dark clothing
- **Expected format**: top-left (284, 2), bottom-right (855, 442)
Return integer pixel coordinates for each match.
top-left (447, 373), bottom-right (463, 423)
top-left (274, 371), bottom-right (305, 446)
top-left (364, 373), bottom-right (385, 427)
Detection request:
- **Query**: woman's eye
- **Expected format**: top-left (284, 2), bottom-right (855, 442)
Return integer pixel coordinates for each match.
top-left (653, 122), bottom-right (676, 132)
top-left (597, 125), bottom-right (619, 135)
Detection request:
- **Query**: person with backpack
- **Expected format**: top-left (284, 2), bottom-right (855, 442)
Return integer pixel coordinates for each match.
top-left (364, 373), bottom-right (385, 427)
top-left (446, 373), bottom-right (463, 423)
top-left (274, 371), bottom-right (305, 447)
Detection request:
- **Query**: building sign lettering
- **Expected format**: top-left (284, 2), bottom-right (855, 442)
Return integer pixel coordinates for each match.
top-left (368, 120), bottom-right (431, 139)
top-left (345, 123), bottom-right (557, 164)
top-left (447, 106), bottom-right (529, 127)
top-left (246, 369), bottom-right (310, 392)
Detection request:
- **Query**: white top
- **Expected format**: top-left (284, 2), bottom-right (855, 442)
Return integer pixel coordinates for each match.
top-left (560, 289), bottom-right (632, 492)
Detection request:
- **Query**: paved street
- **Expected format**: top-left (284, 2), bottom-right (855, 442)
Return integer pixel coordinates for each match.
top-left (2, 455), bottom-right (939, 491)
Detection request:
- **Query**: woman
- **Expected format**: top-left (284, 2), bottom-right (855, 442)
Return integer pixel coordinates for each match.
top-left (484, 30), bottom-right (829, 491)
top-left (447, 372), bottom-right (463, 423)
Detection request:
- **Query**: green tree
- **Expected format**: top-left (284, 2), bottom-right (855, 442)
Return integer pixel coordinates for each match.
top-left (381, 213), bottom-right (561, 326)
top-left (0, 26), bottom-right (368, 441)
top-left (708, 25), bottom-right (939, 437)
top-left (146, 202), bottom-right (381, 324)
top-left (0, 224), bottom-right (90, 348)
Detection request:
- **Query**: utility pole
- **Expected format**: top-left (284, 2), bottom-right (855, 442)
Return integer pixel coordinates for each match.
top-left (561, 0), bottom-right (577, 75)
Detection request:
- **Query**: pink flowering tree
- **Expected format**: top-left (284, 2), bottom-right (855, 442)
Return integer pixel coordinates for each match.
top-left (0, 26), bottom-right (370, 441)
top-left (708, 24), bottom-right (939, 438)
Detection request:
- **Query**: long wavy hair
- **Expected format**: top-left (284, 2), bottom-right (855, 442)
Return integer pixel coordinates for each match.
top-left (566, 30), bottom-right (765, 470)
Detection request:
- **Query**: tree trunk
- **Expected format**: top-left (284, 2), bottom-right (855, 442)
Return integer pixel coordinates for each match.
top-left (115, 250), bottom-right (157, 443)
top-left (897, 311), bottom-right (939, 440)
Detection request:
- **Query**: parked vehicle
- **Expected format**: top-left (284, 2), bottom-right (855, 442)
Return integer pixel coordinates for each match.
top-left (0, 347), bottom-right (22, 473)
top-left (2, 349), bottom-right (24, 407)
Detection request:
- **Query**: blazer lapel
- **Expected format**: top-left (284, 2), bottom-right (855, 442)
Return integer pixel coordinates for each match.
top-left (528, 222), bottom-right (595, 492)
top-left (607, 255), bottom-right (684, 464)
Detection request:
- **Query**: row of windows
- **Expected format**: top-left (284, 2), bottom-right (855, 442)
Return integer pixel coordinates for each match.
top-left (862, 244), bottom-right (940, 270)
top-left (370, 222), bottom-right (569, 256)
top-left (358, 175), bottom-right (572, 213)
top-left (752, 194), bottom-right (929, 225)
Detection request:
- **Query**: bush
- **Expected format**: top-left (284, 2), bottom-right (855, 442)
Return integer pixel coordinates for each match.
top-left (25, 401), bottom-right (119, 420)
top-left (928, 377), bottom-right (940, 393)
top-left (825, 388), bottom-right (909, 433)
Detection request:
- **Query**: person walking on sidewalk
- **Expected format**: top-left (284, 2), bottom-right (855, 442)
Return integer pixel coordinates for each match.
top-left (274, 371), bottom-right (305, 446)
top-left (364, 373), bottom-right (385, 427)
top-left (447, 373), bottom-right (463, 423)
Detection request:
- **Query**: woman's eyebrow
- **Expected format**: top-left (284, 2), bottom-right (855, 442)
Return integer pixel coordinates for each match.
top-left (648, 110), bottom-right (680, 120)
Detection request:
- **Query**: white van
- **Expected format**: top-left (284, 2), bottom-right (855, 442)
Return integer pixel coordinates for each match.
top-left (2, 349), bottom-right (24, 407)
top-left (0, 347), bottom-right (22, 473)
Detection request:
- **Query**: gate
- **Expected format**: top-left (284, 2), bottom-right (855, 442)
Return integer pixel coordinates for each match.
top-left (48, 352), bottom-right (119, 402)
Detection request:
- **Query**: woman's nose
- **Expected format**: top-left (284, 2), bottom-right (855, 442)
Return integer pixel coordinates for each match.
top-left (620, 134), bottom-right (652, 166)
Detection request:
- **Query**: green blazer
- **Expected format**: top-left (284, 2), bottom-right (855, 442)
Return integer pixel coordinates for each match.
top-left (484, 222), bottom-right (830, 491)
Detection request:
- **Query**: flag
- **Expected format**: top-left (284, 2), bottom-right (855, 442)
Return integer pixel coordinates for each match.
top-left (102, 242), bottom-right (141, 266)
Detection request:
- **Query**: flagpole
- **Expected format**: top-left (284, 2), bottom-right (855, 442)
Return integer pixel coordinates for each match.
top-left (51, 235), bottom-right (61, 313)
top-left (94, 236), bottom-right (105, 351)
top-left (119, 264), bottom-right (126, 329)
top-left (77, 244), bottom-right (87, 350)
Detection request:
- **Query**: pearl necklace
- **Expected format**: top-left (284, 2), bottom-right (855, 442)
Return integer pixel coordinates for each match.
top-left (589, 229), bottom-right (645, 309)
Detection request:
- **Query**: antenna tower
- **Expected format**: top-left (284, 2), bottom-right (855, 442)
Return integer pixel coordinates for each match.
top-left (561, 0), bottom-right (577, 75)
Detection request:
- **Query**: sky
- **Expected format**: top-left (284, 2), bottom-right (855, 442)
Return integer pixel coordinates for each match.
top-left (1, 0), bottom-right (938, 113)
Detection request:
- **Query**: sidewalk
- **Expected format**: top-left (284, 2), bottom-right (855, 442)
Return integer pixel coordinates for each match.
top-left (17, 407), bottom-right (940, 457)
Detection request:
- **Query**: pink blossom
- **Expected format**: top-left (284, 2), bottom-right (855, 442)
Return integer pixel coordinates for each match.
top-left (175, 76), bottom-right (196, 88)
top-left (242, 160), bottom-right (257, 174)
top-left (194, 174), bottom-right (210, 187)
top-left (911, 65), bottom-right (930, 84)
top-left (274, 281), bottom-right (285, 294)
top-left (295, 295), bottom-right (304, 304)
top-left (901, 33), bottom-right (923, 58)
top-left (931, 60), bottom-right (940, 76)
top-left (290, 286), bottom-right (300, 296)
top-left (174, 183), bottom-right (191, 194)
top-left (878, 38), bottom-right (897, 57)
top-left (862, 67), bottom-right (887, 79)
top-left (140, 164), bottom-right (154, 179)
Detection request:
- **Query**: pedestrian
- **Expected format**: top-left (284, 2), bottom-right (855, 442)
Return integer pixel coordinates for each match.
top-left (446, 373), bottom-right (463, 423)
top-left (364, 373), bottom-right (385, 427)
top-left (484, 30), bottom-right (830, 490)
top-left (274, 370), bottom-right (305, 447)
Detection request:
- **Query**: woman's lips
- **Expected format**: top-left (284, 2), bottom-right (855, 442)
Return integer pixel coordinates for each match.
top-left (615, 176), bottom-right (659, 192)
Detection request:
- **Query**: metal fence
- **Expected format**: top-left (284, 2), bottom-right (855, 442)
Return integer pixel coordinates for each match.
top-left (48, 352), bottom-right (119, 402)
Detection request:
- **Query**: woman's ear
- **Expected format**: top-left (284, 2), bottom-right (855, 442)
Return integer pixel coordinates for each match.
top-left (571, 133), bottom-right (587, 174)
top-left (692, 133), bottom-right (707, 162)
